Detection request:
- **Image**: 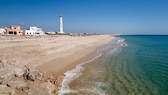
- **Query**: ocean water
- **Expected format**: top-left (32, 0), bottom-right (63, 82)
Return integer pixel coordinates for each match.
top-left (59, 35), bottom-right (168, 95)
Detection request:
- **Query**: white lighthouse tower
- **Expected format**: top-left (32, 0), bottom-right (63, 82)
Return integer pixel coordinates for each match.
top-left (59, 14), bottom-right (64, 34)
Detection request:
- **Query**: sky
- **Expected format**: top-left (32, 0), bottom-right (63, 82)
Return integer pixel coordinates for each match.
top-left (0, 0), bottom-right (168, 34)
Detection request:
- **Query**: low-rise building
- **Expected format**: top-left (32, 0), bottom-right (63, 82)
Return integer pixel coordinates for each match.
top-left (5, 25), bottom-right (24, 35)
top-left (0, 28), bottom-right (6, 34)
top-left (25, 26), bottom-right (44, 35)
top-left (45, 31), bottom-right (56, 35)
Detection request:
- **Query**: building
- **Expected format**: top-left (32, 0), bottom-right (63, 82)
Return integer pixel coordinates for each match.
top-left (58, 14), bottom-right (64, 34)
top-left (24, 27), bottom-right (36, 35)
top-left (0, 28), bottom-right (6, 34)
top-left (5, 25), bottom-right (24, 35)
top-left (25, 26), bottom-right (44, 35)
top-left (45, 31), bottom-right (56, 35)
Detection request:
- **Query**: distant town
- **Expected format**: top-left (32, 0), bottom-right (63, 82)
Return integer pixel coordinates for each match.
top-left (0, 25), bottom-right (45, 36)
top-left (0, 14), bottom-right (68, 36)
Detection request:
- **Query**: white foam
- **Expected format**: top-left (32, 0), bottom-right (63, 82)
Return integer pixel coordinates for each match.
top-left (58, 54), bottom-right (102, 95)
top-left (117, 39), bottom-right (128, 47)
top-left (78, 82), bottom-right (108, 95)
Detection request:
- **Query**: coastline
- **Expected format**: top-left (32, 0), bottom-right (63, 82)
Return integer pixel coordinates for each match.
top-left (0, 35), bottom-right (115, 95)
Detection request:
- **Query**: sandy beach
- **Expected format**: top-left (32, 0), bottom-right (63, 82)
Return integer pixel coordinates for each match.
top-left (0, 35), bottom-right (115, 95)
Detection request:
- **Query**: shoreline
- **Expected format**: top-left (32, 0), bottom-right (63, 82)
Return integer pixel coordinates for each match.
top-left (58, 49), bottom-right (103, 95)
top-left (59, 37), bottom-right (127, 95)
top-left (0, 35), bottom-right (115, 95)
top-left (57, 37), bottom-right (116, 95)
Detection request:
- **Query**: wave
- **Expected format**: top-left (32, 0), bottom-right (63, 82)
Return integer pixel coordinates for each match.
top-left (58, 53), bottom-right (102, 95)
top-left (117, 39), bottom-right (128, 47)
top-left (76, 82), bottom-right (108, 95)
top-left (97, 38), bottom-right (127, 54)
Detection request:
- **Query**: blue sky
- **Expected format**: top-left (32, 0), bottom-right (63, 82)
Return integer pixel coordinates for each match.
top-left (0, 0), bottom-right (168, 34)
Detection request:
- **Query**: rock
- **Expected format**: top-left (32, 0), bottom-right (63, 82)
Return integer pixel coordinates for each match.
top-left (0, 59), bottom-right (5, 68)
top-left (23, 68), bottom-right (29, 80)
top-left (23, 68), bottom-right (43, 81)
top-left (28, 82), bottom-right (55, 95)
top-left (14, 67), bottom-right (25, 78)
top-left (0, 70), bottom-right (15, 84)
top-left (46, 82), bottom-right (56, 94)
top-left (7, 80), bottom-right (29, 91)
top-left (0, 59), bottom-right (3, 68)
top-left (0, 78), bottom-right (3, 84)
top-left (0, 85), bottom-right (16, 95)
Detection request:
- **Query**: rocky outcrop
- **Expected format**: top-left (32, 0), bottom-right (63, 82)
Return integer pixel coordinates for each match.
top-left (23, 68), bottom-right (43, 81)
top-left (0, 58), bottom-right (61, 95)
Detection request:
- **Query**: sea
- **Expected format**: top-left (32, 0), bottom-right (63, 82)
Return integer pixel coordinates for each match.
top-left (59, 35), bottom-right (168, 95)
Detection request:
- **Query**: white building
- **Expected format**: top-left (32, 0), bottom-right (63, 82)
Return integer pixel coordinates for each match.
top-left (46, 31), bottom-right (56, 35)
top-left (25, 26), bottom-right (44, 35)
top-left (0, 28), bottom-right (6, 34)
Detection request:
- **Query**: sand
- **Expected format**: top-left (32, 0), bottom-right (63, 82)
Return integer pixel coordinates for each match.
top-left (16, 35), bottom-right (115, 74)
top-left (0, 35), bottom-right (115, 94)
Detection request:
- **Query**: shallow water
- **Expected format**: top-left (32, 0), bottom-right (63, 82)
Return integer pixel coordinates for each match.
top-left (59, 35), bottom-right (168, 95)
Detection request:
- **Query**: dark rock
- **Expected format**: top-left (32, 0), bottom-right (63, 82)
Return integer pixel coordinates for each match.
top-left (23, 68), bottom-right (43, 81)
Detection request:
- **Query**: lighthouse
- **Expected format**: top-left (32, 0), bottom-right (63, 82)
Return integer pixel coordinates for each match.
top-left (59, 14), bottom-right (64, 34)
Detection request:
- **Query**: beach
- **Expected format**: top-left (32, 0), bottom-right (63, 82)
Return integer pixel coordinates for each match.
top-left (0, 35), bottom-right (115, 95)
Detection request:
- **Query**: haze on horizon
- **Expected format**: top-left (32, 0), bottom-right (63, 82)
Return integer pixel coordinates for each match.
top-left (0, 0), bottom-right (168, 35)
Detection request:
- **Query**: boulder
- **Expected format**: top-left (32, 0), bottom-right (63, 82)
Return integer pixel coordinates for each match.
top-left (13, 67), bottom-right (25, 78)
top-left (23, 68), bottom-right (43, 81)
